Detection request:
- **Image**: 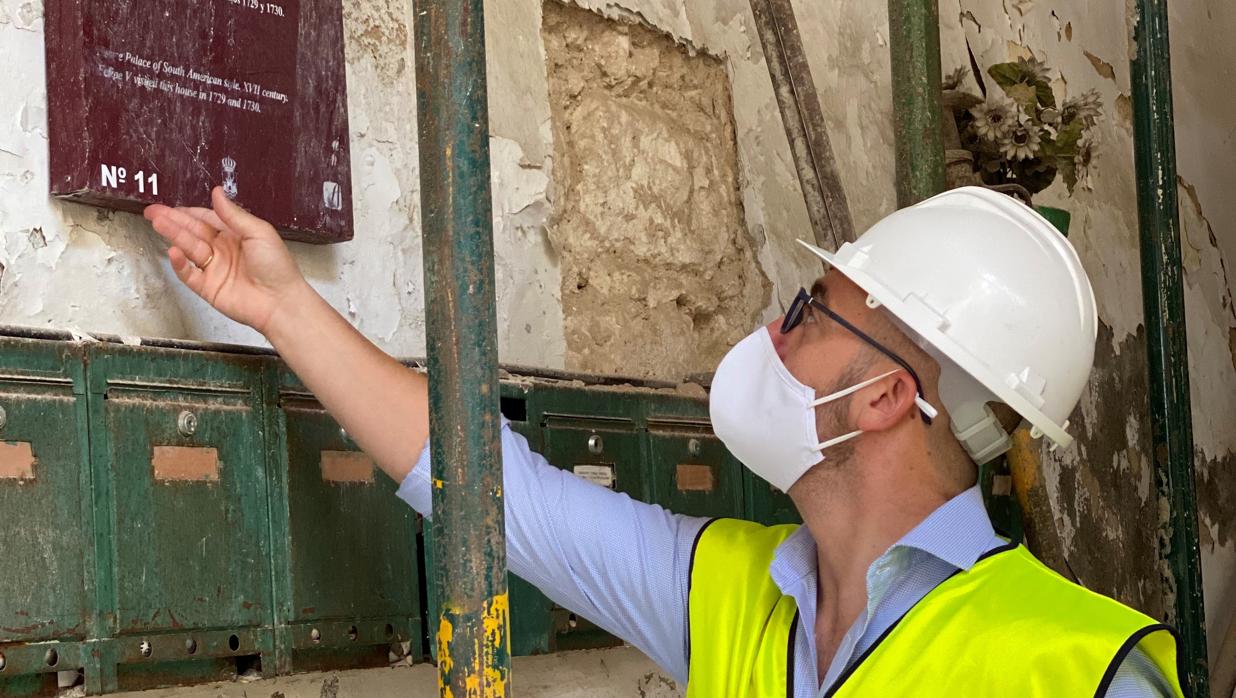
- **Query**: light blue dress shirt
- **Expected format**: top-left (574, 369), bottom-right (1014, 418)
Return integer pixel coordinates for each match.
top-left (397, 423), bottom-right (1173, 697)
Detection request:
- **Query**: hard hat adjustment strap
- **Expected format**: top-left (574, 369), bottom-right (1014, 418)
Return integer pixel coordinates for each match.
top-left (951, 402), bottom-right (1012, 465)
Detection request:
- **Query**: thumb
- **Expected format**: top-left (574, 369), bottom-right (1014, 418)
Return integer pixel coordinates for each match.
top-left (212, 186), bottom-right (272, 239)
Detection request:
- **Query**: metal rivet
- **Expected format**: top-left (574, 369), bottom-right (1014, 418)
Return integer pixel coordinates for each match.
top-left (0, 405), bottom-right (7, 431)
top-left (688, 438), bottom-right (701, 457)
top-left (587, 434), bottom-right (603, 455)
top-left (139, 641), bottom-right (152, 658)
top-left (177, 410), bottom-right (197, 437)
top-left (310, 628), bottom-right (322, 643)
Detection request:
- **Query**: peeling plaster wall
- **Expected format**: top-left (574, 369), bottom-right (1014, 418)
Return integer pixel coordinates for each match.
top-left (937, 0), bottom-right (1236, 662)
top-left (0, 0), bottom-right (564, 367)
top-left (0, 0), bottom-right (882, 367)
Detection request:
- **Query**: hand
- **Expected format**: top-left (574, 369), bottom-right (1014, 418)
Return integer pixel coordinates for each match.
top-left (145, 187), bottom-right (310, 335)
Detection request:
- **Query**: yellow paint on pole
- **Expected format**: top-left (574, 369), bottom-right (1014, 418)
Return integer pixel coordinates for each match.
top-left (482, 593), bottom-right (510, 697)
top-left (438, 614), bottom-right (455, 679)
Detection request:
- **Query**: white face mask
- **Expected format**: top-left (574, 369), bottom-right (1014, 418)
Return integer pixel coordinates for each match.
top-left (709, 326), bottom-right (937, 493)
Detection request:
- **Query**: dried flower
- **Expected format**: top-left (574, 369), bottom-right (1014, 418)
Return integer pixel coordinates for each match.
top-left (1000, 123), bottom-right (1042, 161)
top-left (1015, 56), bottom-right (1051, 81)
top-left (944, 57), bottom-right (1105, 196)
top-left (1074, 129), bottom-right (1099, 191)
top-left (943, 66), bottom-right (970, 91)
top-left (970, 100), bottom-right (1014, 142)
top-left (1063, 89), bottom-right (1103, 125)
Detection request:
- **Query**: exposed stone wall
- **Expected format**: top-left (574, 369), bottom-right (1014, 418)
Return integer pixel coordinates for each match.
top-left (542, 1), bottom-right (768, 379)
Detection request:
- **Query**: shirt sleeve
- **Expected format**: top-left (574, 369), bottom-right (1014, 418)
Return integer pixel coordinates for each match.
top-left (1102, 644), bottom-right (1176, 697)
top-left (396, 422), bottom-right (708, 684)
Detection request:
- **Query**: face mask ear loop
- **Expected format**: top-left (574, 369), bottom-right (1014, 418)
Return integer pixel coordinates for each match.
top-left (814, 429), bottom-right (863, 452)
top-left (811, 369), bottom-right (940, 422)
top-left (809, 369), bottom-right (900, 407)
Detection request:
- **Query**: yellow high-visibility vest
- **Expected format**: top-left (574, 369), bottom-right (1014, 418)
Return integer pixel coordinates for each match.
top-left (686, 518), bottom-right (1186, 697)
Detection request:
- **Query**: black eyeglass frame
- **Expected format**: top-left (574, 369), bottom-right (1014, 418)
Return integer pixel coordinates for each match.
top-left (781, 287), bottom-right (933, 425)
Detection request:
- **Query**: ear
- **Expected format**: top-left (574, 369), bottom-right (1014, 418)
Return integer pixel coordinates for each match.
top-left (854, 371), bottom-right (919, 433)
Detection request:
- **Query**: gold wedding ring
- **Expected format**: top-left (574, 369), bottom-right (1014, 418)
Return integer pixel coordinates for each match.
top-left (200, 251), bottom-right (215, 270)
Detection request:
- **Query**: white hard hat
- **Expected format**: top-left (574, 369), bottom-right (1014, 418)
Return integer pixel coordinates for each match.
top-left (798, 186), bottom-right (1098, 464)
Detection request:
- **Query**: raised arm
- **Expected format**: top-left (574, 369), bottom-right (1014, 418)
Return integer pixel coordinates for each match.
top-left (146, 191), bottom-right (701, 680)
top-left (144, 187), bottom-right (428, 482)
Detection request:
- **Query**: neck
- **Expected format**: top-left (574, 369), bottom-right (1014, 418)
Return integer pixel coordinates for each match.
top-left (787, 438), bottom-right (971, 667)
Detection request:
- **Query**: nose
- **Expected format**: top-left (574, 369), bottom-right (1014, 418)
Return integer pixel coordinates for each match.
top-left (766, 317), bottom-right (790, 361)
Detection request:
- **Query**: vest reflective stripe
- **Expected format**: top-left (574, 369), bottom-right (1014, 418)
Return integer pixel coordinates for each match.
top-left (686, 518), bottom-right (1187, 698)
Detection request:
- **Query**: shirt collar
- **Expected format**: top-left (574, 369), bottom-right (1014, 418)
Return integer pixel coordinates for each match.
top-left (768, 484), bottom-right (998, 595)
top-left (893, 484), bottom-right (998, 571)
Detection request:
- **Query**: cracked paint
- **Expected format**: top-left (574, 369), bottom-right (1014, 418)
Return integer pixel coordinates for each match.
top-left (947, 0), bottom-right (1236, 666)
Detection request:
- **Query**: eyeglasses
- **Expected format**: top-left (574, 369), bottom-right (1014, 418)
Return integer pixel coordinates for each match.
top-left (782, 287), bottom-right (934, 425)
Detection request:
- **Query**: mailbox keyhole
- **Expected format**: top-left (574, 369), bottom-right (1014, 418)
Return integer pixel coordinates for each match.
top-left (185, 638), bottom-right (198, 655)
top-left (139, 641), bottom-right (152, 658)
top-left (384, 623), bottom-right (395, 639)
top-left (228, 634), bottom-right (240, 652)
top-left (310, 628), bottom-right (322, 644)
top-left (45, 648), bottom-right (59, 667)
top-left (347, 625), bottom-right (359, 642)
top-left (0, 651), bottom-right (6, 671)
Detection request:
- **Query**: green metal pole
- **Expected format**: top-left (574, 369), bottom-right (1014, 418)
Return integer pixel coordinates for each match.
top-left (412, 0), bottom-right (511, 693)
top-left (887, 0), bottom-right (946, 206)
top-left (1129, 0), bottom-right (1208, 693)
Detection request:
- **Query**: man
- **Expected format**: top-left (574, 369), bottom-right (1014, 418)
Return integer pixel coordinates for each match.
top-left (145, 185), bottom-right (1185, 696)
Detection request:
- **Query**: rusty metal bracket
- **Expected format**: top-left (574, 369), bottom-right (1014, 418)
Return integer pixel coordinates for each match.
top-left (748, 0), bottom-right (855, 249)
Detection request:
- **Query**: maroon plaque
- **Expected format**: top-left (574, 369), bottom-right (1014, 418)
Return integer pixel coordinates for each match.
top-left (46, 0), bottom-right (353, 244)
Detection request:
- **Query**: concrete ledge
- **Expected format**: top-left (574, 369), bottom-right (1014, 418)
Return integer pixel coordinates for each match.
top-left (108, 647), bottom-right (682, 697)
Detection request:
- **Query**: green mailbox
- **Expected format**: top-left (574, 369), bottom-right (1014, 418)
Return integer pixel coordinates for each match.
top-left (743, 469), bottom-right (802, 526)
top-left (266, 368), bottom-right (422, 674)
top-left (643, 390), bottom-right (745, 520)
top-left (0, 338), bottom-right (93, 696)
top-left (84, 345), bottom-right (275, 692)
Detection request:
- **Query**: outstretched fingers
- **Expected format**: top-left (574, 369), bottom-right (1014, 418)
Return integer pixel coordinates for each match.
top-left (183, 206), bottom-right (227, 232)
top-left (212, 186), bottom-right (272, 240)
top-left (148, 207), bottom-right (218, 269)
top-left (168, 247), bottom-right (207, 296)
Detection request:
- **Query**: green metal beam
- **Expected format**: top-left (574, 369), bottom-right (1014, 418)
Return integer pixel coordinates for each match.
top-left (887, 0), bottom-right (946, 206)
top-left (412, 0), bottom-right (512, 692)
top-left (1129, 0), bottom-right (1208, 693)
